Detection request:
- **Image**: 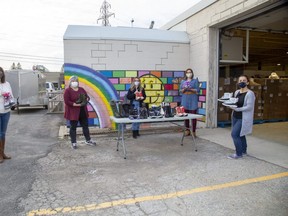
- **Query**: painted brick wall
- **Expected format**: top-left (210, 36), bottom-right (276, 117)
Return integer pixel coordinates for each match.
top-left (64, 64), bottom-right (207, 129)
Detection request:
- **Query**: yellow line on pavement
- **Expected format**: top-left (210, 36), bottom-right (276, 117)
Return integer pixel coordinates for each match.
top-left (27, 172), bottom-right (288, 216)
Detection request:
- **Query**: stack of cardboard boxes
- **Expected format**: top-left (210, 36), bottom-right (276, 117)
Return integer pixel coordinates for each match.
top-left (254, 78), bottom-right (288, 120)
top-left (249, 80), bottom-right (263, 121)
top-left (218, 77), bottom-right (237, 122)
top-left (217, 78), bottom-right (288, 123)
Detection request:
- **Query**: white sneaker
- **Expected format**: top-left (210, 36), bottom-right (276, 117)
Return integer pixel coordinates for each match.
top-left (85, 140), bottom-right (96, 146)
top-left (71, 143), bottom-right (77, 149)
top-left (227, 154), bottom-right (243, 159)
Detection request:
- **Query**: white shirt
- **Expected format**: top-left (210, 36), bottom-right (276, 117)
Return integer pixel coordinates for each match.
top-left (0, 81), bottom-right (14, 113)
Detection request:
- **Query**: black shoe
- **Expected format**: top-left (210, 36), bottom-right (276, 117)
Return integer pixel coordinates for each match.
top-left (132, 130), bottom-right (137, 139)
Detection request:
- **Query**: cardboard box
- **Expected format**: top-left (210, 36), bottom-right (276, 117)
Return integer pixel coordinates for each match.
top-left (218, 78), bottom-right (287, 122)
top-left (218, 113), bottom-right (231, 122)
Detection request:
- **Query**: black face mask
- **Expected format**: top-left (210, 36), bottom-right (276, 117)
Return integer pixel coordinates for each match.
top-left (238, 82), bottom-right (247, 88)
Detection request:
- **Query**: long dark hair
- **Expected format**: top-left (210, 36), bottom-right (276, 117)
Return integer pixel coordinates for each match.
top-left (184, 68), bottom-right (194, 80)
top-left (238, 75), bottom-right (249, 82)
top-left (0, 67), bottom-right (5, 83)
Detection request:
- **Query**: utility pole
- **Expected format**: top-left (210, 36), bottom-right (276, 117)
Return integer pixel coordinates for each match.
top-left (97, 0), bottom-right (115, 26)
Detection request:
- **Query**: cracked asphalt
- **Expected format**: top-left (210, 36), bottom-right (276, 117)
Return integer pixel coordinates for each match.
top-left (0, 109), bottom-right (287, 216)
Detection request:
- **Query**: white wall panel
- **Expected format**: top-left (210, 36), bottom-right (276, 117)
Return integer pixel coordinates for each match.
top-left (64, 39), bottom-right (189, 71)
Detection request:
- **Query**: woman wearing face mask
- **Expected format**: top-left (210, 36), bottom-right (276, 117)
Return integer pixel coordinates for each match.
top-left (126, 77), bottom-right (146, 138)
top-left (180, 68), bottom-right (199, 137)
top-left (64, 76), bottom-right (96, 149)
top-left (227, 75), bottom-right (255, 159)
top-left (0, 67), bottom-right (14, 163)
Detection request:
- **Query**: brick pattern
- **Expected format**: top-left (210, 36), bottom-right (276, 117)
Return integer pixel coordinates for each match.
top-left (64, 40), bottom-right (190, 71)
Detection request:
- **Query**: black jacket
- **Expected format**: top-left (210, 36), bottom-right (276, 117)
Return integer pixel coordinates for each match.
top-left (126, 87), bottom-right (146, 107)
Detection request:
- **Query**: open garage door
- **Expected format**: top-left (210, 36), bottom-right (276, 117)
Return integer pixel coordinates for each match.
top-left (217, 2), bottom-right (288, 126)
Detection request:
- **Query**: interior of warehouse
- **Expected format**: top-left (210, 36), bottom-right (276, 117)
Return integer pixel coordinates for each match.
top-left (217, 3), bottom-right (288, 130)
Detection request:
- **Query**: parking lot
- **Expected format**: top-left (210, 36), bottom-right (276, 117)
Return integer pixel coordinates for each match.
top-left (0, 109), bottom-right (287, 216)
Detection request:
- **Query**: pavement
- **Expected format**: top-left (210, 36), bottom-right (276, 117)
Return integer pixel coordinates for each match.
top-left (197, 123), bottom-right (288, 169)
top-left (0, 109), bottom-right (287, 216)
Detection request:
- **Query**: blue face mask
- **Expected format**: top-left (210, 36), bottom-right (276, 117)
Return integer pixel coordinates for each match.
top-left (238, 82), bottom-right (247, 88)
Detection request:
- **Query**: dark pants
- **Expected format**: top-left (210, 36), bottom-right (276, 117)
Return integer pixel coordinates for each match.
top-left (231, 117), bottom-right (247, 156)
top-left (184, 109), bottom-right (197, 132)
top-left (69, 108), bottom-right (90, 143)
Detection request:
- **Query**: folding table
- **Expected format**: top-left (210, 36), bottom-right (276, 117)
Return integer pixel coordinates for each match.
top-left (110, 114), bottom-right (203, 159)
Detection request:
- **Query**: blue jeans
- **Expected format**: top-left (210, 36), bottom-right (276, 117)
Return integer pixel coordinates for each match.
top-left (231, 117), bottom-right (247, 156)
top-left (0, 112), bottom-right (10, 139)
top-left (132, 101), bottom-right (140, 131)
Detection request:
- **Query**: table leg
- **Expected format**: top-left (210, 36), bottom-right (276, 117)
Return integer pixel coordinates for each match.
top-left (189, 119), bottom-right (197, 151)
top-left (116, 125), bottom-right (121, 151)
top-left (180, 119), bottom-right (197, 151)
top-left (120, 124), bottom-right (127, 159)
top-left (180, 129), bottom-right (185, 146)
top-left (116, 124), bottom-right (127, 159)
top-left (190, 129), bottom-right (197, 152)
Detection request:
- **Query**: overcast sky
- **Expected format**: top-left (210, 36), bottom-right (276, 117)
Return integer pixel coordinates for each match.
top-left (0, 0), bottom-right (201, 71)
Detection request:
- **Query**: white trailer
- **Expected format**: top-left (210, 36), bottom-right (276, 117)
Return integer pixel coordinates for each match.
top-left (5, 70), bottom-right (48, 110)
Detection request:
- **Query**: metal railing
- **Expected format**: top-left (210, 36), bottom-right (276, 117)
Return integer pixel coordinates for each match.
top-left (47, 91), bottom-right (64, 114)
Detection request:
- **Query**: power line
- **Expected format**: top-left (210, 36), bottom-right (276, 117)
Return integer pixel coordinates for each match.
top-left (0, 55), bottom-right (63, 62)
top-left (0, 51), bottom-right (63, 60)
top-left (0, 58), bottom-right (63, 65)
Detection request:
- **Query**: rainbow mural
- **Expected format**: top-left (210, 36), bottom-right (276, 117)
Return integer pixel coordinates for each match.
top-left (64, 63), bottom-right (207, 129)
top-left (64, 63), bottom-right (119, 129)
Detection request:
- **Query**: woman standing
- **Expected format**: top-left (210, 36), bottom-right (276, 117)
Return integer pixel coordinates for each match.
top-left (180, 68), bottom-right (199, 137)
top-left (127, 77), bottom-right (146, 139)
top-left (0, 67), bottom-right (14, 163)
top-left (64, 76), bottom-right (96, 149)
top-left (227, 75), bottom-right (255, 159)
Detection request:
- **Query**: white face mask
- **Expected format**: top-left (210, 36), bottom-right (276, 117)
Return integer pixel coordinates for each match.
top-left (71, 81), bottom-right (78, 88)
top-left (134, 81), bottom-right (140, 86)
top-left (186, 73), bottom-right (192, 78)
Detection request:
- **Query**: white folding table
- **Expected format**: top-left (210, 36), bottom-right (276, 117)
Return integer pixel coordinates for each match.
top-left (110, 114), bottom-right (203, 159)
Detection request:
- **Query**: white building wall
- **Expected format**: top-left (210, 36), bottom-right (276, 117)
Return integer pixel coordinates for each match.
top-left (64, 39), bottom-right (190, 71)
top-left (185, 0), bottom-right (270, 78)
top-left (168, 0), bottom-right (271, 127)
